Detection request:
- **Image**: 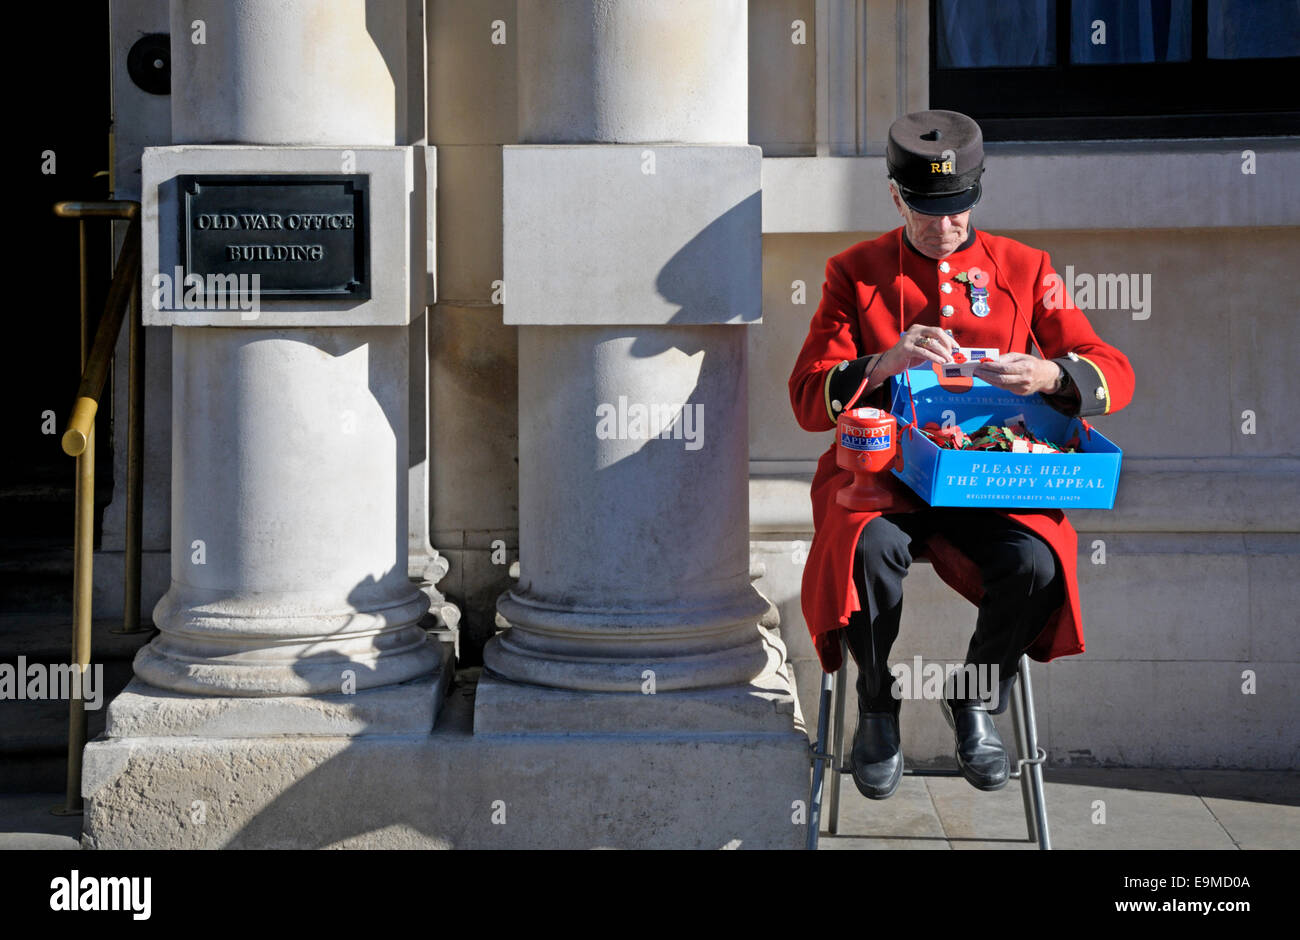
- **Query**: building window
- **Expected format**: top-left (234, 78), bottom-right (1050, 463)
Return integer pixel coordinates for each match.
top-left (930, 0), bottom-right (1300, 139)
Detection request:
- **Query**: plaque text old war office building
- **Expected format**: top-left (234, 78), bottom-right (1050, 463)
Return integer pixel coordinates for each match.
top-left (179, 174), bottom-right (370, 300)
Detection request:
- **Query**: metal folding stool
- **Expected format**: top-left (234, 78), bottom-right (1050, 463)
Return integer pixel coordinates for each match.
top-left (807, 632), bottom-right (1051, 850)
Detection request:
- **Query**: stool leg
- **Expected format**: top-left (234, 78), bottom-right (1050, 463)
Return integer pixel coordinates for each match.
top-left (807, 668), bottom-right (835, 851)
top-left (1009, 664), bottom-right (1038, 844)
top-left (827, 656), bottom-right (848, 834)
top-left (1018, 655), bottom-right (1052, 850)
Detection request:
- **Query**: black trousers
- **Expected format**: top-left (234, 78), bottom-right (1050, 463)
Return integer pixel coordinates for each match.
top-left (847, 507), bottom-right (1065, 709)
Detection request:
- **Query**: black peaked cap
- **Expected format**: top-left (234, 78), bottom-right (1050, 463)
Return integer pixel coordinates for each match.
top-left (886, 109), bottom-right (985, 215)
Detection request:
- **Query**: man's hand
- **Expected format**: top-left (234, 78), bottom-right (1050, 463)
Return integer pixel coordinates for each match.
top-left (879, 324), bottom-right (957, 376)
top-left (973, 353), bottom-right (1060, 396)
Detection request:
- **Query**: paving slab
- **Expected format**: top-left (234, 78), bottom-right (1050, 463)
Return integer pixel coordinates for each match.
top-left (926, 770), bottom-right (1238, 849)
top-left (1181, 770), bottom-right (1300, 849)
top-left (1178, 769), bottom-right (1300, 805)
top-left (0, 792), bottom-right (81, 849)
top-left (0, 832), bottom-right (80, 849)
top-left (824, 775), bottom-right (948, 841)
top-left (820, 836), bottom-right (950, 850)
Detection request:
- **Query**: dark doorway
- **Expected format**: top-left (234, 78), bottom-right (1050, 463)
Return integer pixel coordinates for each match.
top-left (3, 5), bottom-right (112, 608)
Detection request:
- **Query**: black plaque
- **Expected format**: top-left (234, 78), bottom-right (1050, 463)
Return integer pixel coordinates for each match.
top-left (178, 174), bottom-right (370, 300)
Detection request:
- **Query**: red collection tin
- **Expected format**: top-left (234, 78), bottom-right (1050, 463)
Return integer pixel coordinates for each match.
top-left (835, 406), bottom-right (898, 510)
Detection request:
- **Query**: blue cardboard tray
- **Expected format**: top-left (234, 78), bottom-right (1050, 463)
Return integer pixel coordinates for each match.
top-left (886, 366), bottom-right (1123, 509)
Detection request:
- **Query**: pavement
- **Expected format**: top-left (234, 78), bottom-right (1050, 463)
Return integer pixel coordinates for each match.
top-left (0, 768), bottom-right (1294, 850)
top-left (817, 768), bottom-right (1299, 850)
top-left (0, 793), bottom-right (83, 850)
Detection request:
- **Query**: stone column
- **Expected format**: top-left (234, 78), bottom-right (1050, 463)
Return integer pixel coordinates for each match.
top-left (130, 0), bottom-right (441, 698)
top-left (482, 0), bottom-right (783, 700)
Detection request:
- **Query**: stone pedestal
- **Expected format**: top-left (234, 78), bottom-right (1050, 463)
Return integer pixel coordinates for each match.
top-left (83, 660), bottom-right (809, 849)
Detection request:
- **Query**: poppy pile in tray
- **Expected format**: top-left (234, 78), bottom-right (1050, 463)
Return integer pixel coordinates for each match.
top-left (919, 416), bottom-right (1081, 454)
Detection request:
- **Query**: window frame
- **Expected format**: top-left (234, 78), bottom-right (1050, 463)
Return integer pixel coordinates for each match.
top-left (928, 0), bottom-right (1300, 140)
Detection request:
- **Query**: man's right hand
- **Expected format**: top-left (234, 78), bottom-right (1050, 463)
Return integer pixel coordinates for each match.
top-left (878, 325), bottom-right (958, 376)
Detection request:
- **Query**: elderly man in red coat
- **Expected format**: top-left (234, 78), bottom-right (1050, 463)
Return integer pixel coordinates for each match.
top-left (788, 110), bottom-right (1135, 800)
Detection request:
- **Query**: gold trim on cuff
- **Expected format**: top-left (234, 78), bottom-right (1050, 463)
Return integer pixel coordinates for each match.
top-left (1074, 353), bottom-right (1111, 414)
top-left (824, 365), bottom-right (842, 424)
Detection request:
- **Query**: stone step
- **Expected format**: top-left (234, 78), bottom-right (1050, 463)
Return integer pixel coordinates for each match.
top-left (0, 470), bottom-right (114, 614)
top-left (0, 478), bottom-right (111, 543)
top-left (0, 615), bottom-right (154, 666)
top-left (1, 755), bottom-right (71, 796)
top-left (0, 692), bottom-right (116, 794)
top-left (0, 545), bottom-right (76, 613)
top-left (0, 697), bottom-right (109, 754)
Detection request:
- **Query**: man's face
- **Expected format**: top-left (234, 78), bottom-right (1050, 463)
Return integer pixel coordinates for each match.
top-left (890, 183), bottom-right (972, 260)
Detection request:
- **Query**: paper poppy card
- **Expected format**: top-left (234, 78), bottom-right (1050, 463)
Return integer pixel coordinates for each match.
top-left (940, 346), bottom-right (1000, 378)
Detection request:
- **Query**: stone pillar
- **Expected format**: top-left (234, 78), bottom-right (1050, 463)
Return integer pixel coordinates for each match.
top-left (129, 0), bottom-right (441, 699)
top-left (481, 0), bottom-right (788, 704)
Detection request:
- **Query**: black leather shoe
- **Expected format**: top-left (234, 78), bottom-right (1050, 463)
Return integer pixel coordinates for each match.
top-left (940, 696), bottom-right (1009, 791)
top-left (850, 697), bottom-right (903, 800)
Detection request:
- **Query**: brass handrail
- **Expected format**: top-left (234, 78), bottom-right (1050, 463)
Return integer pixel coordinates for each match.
top-left (60, 213), bottom-right (140, 456)
top-left (50, 199), bottom-right (143, 817)
top-left (53, 201), bottom-right (140, 220)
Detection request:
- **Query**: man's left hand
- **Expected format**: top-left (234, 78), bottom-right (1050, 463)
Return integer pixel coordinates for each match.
top-left (972, 353), bottom-right (1058, 396)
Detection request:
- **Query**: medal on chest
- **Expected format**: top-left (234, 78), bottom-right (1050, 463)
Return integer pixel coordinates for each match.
top-left (954, 268), bottom-right (992, 318)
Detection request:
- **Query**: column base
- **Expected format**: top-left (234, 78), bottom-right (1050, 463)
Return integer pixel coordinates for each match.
top-left (409, 548), bottom-right (462, 653)
top-left (474, 639), bottom-right (802, 734)
top-left (103, 647), bottom-right (452, 739)
top-left (82, 657), bottom-right (811, 849)
top-left (487, 589), bottom-right (779, 692)
top-left (139, 585), bottom-right (441, 696)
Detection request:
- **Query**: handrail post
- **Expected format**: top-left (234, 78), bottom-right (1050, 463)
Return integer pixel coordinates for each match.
top-left (50, 199), bottom-right (142, 818)
top-left (57, 420), bottom-right (94, 816)
top-left (52, 216), bottom-right (94, 817)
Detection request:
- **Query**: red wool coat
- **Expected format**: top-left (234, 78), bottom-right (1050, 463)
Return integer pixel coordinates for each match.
top-left (789, 227), bottom-right (1136, 673)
